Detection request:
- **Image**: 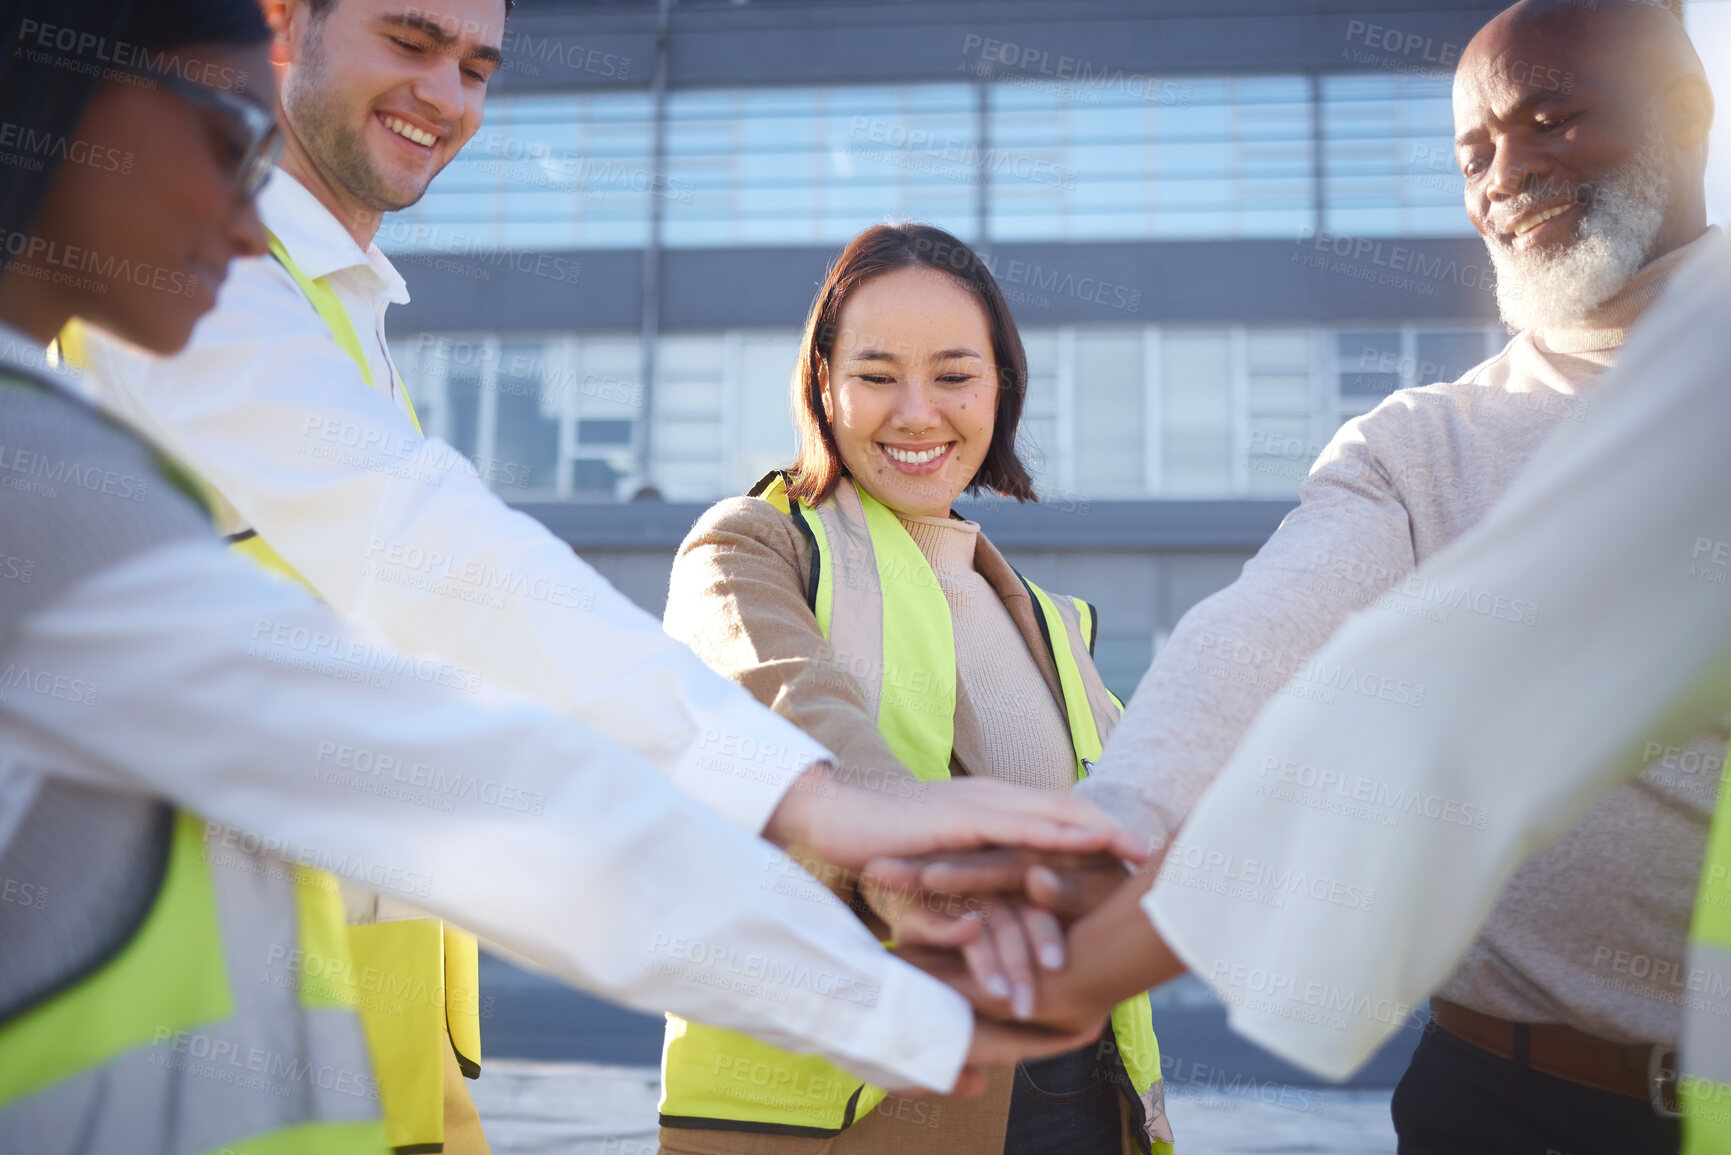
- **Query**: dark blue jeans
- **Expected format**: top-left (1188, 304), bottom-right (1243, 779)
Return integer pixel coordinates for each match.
top-left (1003, 1038), bottom-right (1122, 1155)
top-left (1392, 1022), bottom-right (1680, 1155)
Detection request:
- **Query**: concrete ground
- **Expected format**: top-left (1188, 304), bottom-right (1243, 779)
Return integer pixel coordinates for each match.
top-left (469, 1060), bottom-right (1398, 1155)
top-left (473, 958), bottom-right (1409, 1154)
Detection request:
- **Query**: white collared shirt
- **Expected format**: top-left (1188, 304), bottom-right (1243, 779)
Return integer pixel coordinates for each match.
top-left (77, 168), bottom-right (818, 834)
top-left (250, 171), bottom-right (411, 409)
top-left (1, 327), bottom-right (974, 1092)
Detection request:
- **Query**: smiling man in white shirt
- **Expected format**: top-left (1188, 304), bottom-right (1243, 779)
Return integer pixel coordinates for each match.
top-left (63, 0), bottom-right (1093, 1151)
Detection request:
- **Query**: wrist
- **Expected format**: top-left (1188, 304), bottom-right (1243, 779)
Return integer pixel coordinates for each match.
top-left (1068, 863), bottom-right (1183, 1009)
top-left (764, 761), bottom-right (836, 848)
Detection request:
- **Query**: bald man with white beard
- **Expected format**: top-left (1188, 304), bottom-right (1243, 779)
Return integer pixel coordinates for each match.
top-left (1060, 2), bottom-right (1720, 1152)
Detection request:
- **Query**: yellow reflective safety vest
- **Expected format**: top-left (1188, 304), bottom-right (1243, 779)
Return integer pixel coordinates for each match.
top-left (660, 474), bottom-right (1175, 1154)
top-left (1681, 738), bottom-right (1731, 1151)
top-left (0, 805), bottom-right (389, 1155)
top-left (238, 234), bottom-right (480, 1154)
top-left (59, 235), bottom-right (481, 1153)
top-left (0, 367), bottom-right (385, 1153)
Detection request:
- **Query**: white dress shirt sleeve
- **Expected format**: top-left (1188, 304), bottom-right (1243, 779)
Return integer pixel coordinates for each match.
top-left (1147, 232), bottom-right (1731, 1079)
top-left (0, 537), bottom-right (972, 1092)
top-left (77, 257), bottom-right (820, 835)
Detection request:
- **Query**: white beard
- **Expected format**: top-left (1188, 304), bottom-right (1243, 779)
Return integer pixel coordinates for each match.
top-left (1486, 132), bottom-right (1671, 332)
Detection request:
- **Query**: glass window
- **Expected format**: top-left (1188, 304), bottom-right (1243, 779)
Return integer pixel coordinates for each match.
top-left (1244, 329), bottom-right (1315, 497)
top-left (382, 73), bottom-right (1490, 255)
top-left (1160, 331), bottom-right (1233, 495)
top-left (991, 75), bottom-right (1313, 242)
top-left (491, 339), bottom-right (564, 494)
top-left (1231, 77), bottom-right (1317, 238)
top-left (382, 92), bottom-right (654, 254)
top-left (402, 321), bottom-right (1501, 503)
top-left (1246, 412), bottom-right (1314, 496)
top-left (1073, 330), bottom-right (1144, 495)
top-left (664, 90), bottom-right (738, 248)
top-left (578, 419), bottom-right (633, 445)
top-left (447, 363), bottom-right (483, 462)
top-left (658, 419), bottom-right (723, 454)
top-left (733, 333), bottom-right (801, 491)
top-left (1017, 328), bottom-right (1060, 493)
top-left (736, 89), bottom-right (821, 245)
top-left (571, 458), bottom-right (624, 497)
top-left (567, 336), bottom-right (642, 500)
top-left (667, 84), bottom-right (979, 248)
top-left (652, 334), bottom-right (725, 500)
top-left (1323, 73), bottom-right (1468, 237)
top-left (1414, 330), bottom-right (1490, 385)
top-left (1247, 330), bottom-right (1312, 408)
top-left (1337, 330), bottom-right (1402, 399)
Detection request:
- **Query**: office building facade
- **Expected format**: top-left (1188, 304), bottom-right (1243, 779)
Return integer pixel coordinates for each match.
top-left (385, 0), bottom-right (1509, 693)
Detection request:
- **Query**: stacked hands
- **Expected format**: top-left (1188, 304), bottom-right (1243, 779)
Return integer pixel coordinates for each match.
top-left (767, 765), bottom-right (1178, 1097)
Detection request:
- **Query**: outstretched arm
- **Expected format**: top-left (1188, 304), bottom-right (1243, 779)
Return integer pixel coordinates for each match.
top-left (0, 536), bottom-right (1131, 1094)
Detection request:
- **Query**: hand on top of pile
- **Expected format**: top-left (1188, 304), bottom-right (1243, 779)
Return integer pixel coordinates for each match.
top-left (858, 848), bottom-right (1132, 1020)
top-left (764, 766), bottom-right (1149, 872)
top-left (877, 850), bottom-right (1183, 1041)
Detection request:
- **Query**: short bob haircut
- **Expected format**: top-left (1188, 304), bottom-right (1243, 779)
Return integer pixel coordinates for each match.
top-left (784, 224), bottom-right (1037, 507)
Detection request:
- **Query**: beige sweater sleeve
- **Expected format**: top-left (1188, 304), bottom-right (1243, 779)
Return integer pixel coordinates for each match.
top-left (1075, 404), bottom-right (1420, 850)
top-left (664, 496), bottom-right (914, 790)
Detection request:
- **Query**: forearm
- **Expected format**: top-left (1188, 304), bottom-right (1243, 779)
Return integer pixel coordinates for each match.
top-left (262, 465), bottom-right (828, 834)
top-left (1151, 234), bottom-right (1731, 1078)
top-left (1079, 443), bottom-right (1416, 848)
top-left (1, 541), bottom-right (973, 1091)
top-left (1061, 858), bottom-right (1183, 1015)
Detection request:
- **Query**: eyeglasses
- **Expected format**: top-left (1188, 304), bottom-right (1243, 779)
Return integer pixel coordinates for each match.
top-left (140, 69), bottom-right (283, 202)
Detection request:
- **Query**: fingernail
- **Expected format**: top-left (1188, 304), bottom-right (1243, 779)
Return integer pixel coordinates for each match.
top-left (1039, 943), bottom-right (1064, 971)
top-left (1012, 984), bottom-right (1034, 1021)
top-left (984, 973), bottom-right (1010, 999)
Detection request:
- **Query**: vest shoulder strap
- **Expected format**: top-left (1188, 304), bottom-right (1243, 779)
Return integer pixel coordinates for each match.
top-left (750, 471), bottom-right (824, 616)
top-left (1018, 573), bottom-right (1121, 771)
top-left (40, 327), bottom-right (214, 516)
top-left (264, 232), bottom-right (423, 435)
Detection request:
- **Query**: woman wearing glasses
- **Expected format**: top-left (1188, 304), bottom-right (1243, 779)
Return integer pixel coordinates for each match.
top-left (656, 224), bottom-right (1173, 1155)
top-left (0, 3), bottom-right (1129, 1150)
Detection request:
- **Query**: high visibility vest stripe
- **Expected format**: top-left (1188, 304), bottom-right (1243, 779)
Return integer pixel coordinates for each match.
top-left (1685, 942), bottom-right (1731, 1076)
top-left (1023, 582), bottom-right (1105, 770)
top-left (818, 477), bottom-right (956, 782)
top-left (262, 234), bottom-right (419, 419)
top-left (0, 810), bottom-right (231, 1108)
top-left (1682, 740), bottom-right (1731, 1152)
top-left (662, 475), bottom-right (1174, 1152)
top-left (0, 811), bottom-right (386, 1154)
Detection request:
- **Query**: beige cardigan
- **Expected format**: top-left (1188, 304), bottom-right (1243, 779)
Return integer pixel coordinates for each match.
top-left (664, 494), bottom-right (1073, 789)
top-left (658, 493), bottom-right (1100, 1155)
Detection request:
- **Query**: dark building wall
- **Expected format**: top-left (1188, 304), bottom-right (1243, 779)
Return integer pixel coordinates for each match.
top-left (499, 0), bottom-right (1503, 92)
top-left (396, 0), bottom-right (1507, 332)
top-left (394, 235), bottom-right (1501, 333)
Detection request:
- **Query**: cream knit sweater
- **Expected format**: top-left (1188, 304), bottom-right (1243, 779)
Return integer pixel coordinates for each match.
top-left (896, 512), bottom-right (1076, 794)
top-left (1081, 228), bottom-right (1726, 1047)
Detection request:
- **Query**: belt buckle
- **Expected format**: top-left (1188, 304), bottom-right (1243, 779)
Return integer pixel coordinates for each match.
top-left (1650, 1045), bottom-right (1680, 1117)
